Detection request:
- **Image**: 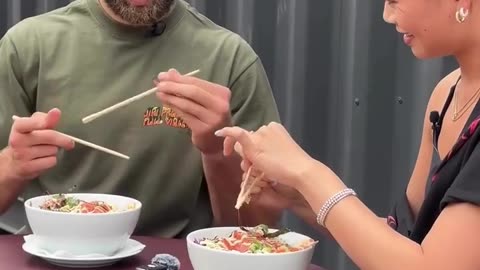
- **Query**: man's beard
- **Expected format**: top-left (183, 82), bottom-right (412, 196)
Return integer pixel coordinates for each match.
top-left (104, 0), bottom-right (176, 25)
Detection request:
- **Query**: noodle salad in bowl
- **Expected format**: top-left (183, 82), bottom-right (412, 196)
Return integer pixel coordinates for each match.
top-left (24, 193), bottom-right (141, 256)
top-left (187, 225), bottom-right (318, 270)
top-left (38, 193), bottom-right (136, 214)
top-left (196, 225), bottom-right (315, 254)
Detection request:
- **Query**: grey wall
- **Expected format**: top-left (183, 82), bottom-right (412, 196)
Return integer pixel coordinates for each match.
top-left (0, 1), bottom-right (458, 269)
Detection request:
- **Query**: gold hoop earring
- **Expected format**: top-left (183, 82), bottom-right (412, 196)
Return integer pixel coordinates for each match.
top-left (456, 7), bottom-right (469, 23)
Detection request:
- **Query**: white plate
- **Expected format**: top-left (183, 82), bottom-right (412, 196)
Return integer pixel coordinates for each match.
top-left (22, 238), bottom-right (145, 268)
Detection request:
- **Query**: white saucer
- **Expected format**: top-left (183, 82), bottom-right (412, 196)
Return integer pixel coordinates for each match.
top-left (22, 238), bottom-right (145, 268)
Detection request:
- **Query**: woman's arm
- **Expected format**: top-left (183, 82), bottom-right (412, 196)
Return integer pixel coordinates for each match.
top-left (288, 190), bottom-right (387, 240)
top-left (297, 161), bottom-right (480, 270)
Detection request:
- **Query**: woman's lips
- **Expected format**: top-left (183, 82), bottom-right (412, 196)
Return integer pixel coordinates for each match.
top-left (403, 33), bottom-right (414, 46)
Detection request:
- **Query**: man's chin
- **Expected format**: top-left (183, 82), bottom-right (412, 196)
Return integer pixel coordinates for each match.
top-left (103, 0), bottom-right (176, 25)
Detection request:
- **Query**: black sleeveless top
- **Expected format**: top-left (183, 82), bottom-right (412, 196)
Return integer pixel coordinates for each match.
top-left (388, 77), bottom-right (480, 243)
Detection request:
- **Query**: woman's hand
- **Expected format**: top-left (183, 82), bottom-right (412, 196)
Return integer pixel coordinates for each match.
top-left (241, 168), bottom-right (310, 210)
top-left (217, 122), bottom-right (346, 210)
top-left (215, 122), bottom-right (316, 186)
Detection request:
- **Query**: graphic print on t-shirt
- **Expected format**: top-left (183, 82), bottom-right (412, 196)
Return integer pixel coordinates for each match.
top-left (143, 106), bottom-right (189, 129)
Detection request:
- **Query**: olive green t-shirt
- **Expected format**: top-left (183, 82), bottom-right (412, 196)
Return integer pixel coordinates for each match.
top-left (0, 0), bottom-right (280, 237)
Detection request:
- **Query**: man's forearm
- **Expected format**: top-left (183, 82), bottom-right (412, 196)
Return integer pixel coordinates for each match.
top-left (202, 153), bottom-right (282, 226)
top-left (289, 201), bottom-right (334, 239)
top-left (0, 148), bottom-right (26, 214)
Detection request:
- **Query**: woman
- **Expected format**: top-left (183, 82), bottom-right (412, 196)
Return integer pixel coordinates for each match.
top-left (215, 1), bottom-right (480, 269)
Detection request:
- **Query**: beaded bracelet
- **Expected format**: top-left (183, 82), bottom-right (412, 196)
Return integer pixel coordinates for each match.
top-left (316, 188), bottom-right (357, 227)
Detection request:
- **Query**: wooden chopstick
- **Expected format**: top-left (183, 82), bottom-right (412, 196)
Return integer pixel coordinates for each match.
top-left (12, 116), bottom-right (130, 160)
top-left (81, 69), bottom-right (200, 124)
top-left (235, 167), bottom-right (252, 209)
top-left (235, 167), bottom-right (264, 209)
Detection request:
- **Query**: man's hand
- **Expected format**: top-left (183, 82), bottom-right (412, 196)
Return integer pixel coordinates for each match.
top-left (3, 108), bottom-right (75, 182)
top-left (155, 69), bottom-right (232, 155)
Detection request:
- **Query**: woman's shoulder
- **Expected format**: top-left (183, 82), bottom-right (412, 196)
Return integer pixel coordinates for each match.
top-left (428, 68), bottom-right (460, 111)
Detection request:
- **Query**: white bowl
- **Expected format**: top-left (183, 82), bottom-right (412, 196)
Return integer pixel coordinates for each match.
top-left (24, 193), bottom-right (141, 256)
top-left (186, 227), bottom-right (317, 270)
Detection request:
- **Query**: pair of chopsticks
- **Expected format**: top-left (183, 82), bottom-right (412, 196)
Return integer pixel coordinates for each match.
top-left (12, 69), bottom-right (200, 160)
top-left (82, 69), bottom-right (200, 124)
top-left (235, 167), bottom-right (265, 209)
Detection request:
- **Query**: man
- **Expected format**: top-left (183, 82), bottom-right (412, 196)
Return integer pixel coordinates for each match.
top-left (0, 0), bottom-right (281, 237)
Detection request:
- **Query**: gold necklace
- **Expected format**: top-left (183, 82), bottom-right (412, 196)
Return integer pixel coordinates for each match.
top-left (452, 84), bottom-right (480, 121)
